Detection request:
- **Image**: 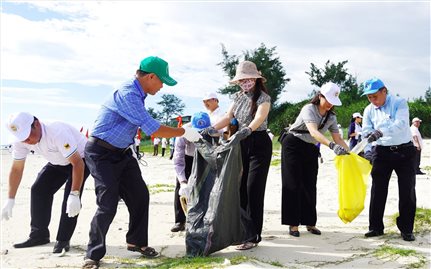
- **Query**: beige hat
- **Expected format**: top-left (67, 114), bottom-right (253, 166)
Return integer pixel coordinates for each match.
top-left (6, 112), bottom-right (34, 141)
top-left (229, 61), bottom-right (266, 84)
top-left (412, 117), bottom-right (422, 123)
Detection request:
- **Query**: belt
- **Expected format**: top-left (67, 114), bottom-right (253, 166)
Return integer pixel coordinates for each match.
top-left (88, 136), bottom-right (128, 152)
top-left (380, 141), bottom-right (413, 151)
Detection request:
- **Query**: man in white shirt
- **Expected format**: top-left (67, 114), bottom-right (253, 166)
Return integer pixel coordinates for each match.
top-left (410, 117), bottom-right (425, 175)
top-left (2, 112), bottom-right (89, 253)
top-left (202, 92), bottom-right (225, 135)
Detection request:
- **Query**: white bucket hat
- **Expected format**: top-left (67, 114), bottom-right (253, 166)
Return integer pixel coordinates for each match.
top-left (202, 92), bottom-right (218, 101)
top-left (6, 112), bottom-right (34, 141)
top-left (229, 61), bottom-right (266, 84)
top-left (412, 117), bottom-right (422, 123)
top-left (320, 82), bottom-right (342, 106)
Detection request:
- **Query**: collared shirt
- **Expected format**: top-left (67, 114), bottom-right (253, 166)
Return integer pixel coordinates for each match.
top-left (91, 79), bottom-right (161, 148)
top-left (362, 93), bottom-right (412, 146)
top-left (173, 136), bottom-right (195, 183)
top-left (13, 122), bottom-right (86, 166)
top-left (289, 103), bottom-right (339, 144)
top-left (410, 125), bottom-right (423, 148)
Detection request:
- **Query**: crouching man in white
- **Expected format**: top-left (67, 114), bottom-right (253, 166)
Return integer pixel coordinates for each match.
top-left (2, 112), bottom-right (90, 253)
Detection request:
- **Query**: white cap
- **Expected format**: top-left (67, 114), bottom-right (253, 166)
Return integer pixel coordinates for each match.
top-left (202, 92), bottom-right (218, 101)
top-left (6, 112), bottom-right (34, 141)
top-left (320, 82), bottom-right (342, 106)
top-left (412, 117), bottom-right (422, 123)
top-left (352, 112), bottom-right (363, 118)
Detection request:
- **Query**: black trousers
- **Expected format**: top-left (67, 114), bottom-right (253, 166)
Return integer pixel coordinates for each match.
top-left (414, 149), bottom-right (422, 173)
top-left (173, 155), bottom-right (193, 224)
top-left (281, 134), bottom-right (319, 226)
top-left (162, 147), bottom-right (166, 157)
top-left (153, 145), bottom-right (159, 156)
top-left (239, 131), bottom-right (272, 243)
top-left (369, 144), bottom-right (416, 233)
top-left (84, 141), bottom-right (150, 261)
top-left (30, 160), bottom-right (89, 241)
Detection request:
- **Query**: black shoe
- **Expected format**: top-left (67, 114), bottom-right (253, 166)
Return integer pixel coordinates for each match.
top-left (170, 222), bottom-right (185, 232)
top-left (13, 237), bottom-right (50, 248)
top-left (306, 226), bottom-right (322, 235)
top-left (53, 240), bottom-right (70, 253)
top-left (365, 230), bottom-right (384, 237)
top-left (416, 171), bottom-right (426, 175)
top-left (289, 226), bottom-right (300, 237)
top-left (401, 232), bottom-right (415, 241)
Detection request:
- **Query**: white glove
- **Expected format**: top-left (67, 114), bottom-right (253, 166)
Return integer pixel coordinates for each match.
top-left (2, 198), bottom-right (15, 220)
top-left (179, 182), bottom-right (190, 198)
top-left (181, 126), bottom-right (202, 142)
top-left (66, 194), bottom-right (81, 218)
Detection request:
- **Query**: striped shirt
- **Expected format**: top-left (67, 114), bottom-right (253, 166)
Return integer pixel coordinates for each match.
top-left (91, 79), bottom-right (160, 148)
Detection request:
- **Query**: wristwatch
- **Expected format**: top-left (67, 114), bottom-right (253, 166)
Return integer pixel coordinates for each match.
top-left (70, 190), bottom-right (80, 197)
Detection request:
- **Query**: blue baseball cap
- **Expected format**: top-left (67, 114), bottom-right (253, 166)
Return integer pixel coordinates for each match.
top-left (362, 78), bottom-right (385, 96)
top-left (191, 112), bottom-right (211, 130)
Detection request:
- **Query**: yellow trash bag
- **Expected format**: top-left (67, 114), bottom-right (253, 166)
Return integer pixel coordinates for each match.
top-left (335, 153), bottom-right (372, 223)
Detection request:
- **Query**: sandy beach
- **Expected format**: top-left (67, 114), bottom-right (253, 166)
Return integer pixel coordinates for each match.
top-left (1, 141), bottom-right (430, 269)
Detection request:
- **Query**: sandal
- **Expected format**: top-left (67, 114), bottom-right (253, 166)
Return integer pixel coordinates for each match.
top-left (235, 242), bottom-right (258, 250)
top-left (82, 258), bottom-right (99, 269)
top-left (127, 245), bottom-right (159, 258)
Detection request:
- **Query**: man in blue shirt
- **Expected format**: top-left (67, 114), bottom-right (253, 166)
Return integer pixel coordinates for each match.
top-left (362, 78), bottom-right (416, 242)
top-left (83, 56), bottom-right (201, 269)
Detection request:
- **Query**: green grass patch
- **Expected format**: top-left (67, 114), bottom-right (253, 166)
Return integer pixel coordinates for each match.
top-left (389, 207), bottom-right (431, 233)
top-left (271, 158), bottom-right (281, 166)
top-left (147, 183), bottom-right (175, 195)
top-left (373, 245), bottom-right (427, 269)
top-left (423, 166), bottom-right (431, 171)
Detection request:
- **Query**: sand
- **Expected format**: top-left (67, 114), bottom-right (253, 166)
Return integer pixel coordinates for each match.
top-left (1, 141), bottom-right (430, 269)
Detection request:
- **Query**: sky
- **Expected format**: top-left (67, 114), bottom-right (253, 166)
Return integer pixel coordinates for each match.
top-left (1, 1), bottom-right (430, 144)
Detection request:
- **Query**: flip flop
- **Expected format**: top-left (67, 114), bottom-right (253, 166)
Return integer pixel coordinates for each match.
top-left (235, 242), bottom-right (258, 251)
top-left (127, 246), bottom-right (159, 258)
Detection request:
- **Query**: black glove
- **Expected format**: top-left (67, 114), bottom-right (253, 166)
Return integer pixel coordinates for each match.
top-left (199, 126), bottom-right (218, 137)
top-left (366, 130), bottom-right (383, 143)
top-left (228, 127), bottom-right (252, 142)
top-left (363, 151), bottom-right (373, 164)
top-left (329, 142), bottom-right (349, 155)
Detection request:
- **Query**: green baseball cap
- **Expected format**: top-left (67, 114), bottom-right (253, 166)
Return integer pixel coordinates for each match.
top-left (139, 56), bottom-right (177, 86)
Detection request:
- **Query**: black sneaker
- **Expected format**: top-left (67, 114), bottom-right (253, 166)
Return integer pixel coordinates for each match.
top-left (13, 237), bottom-right (50, 248)
top-left (401, 232), bottom-right (415, 241)
top-left (53, 240), bottom-right (70, 253)
top-left (364, 230), bottom-right (384, 237)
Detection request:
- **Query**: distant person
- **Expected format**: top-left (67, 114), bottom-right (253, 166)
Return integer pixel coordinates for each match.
top-left (2, 112), bottom-right (89, 254)
top-left (280, 82), bottom-right (349, 237)
top-left (361, 78), bottom-right (416, 242)
top-left (153, 137), bottom-right (160, 156)
top-left (161, 137), bottom-right (168, 157)
top-left (169, 137), bottom-right (175, 160)
top-left (202, 60), bottom-right (272, 250)
top-left (337, 124), bottom-right (344, 140)
top-left (134, 135), bottom-right (141, 159)
top-left (410, 117), bottom-right (425, 175)
top-left (348, 112), bottom-right (363, 150)
top-left (82, 56), bottom-right (201, 268)
top-left (171, 112), bottom-right (211, 233)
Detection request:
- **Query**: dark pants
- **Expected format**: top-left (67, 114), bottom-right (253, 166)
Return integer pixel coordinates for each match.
top-left (239, 131), bottom-right (272, 243)
top-left (30, 160), bottom-right (89, 241)
top-left (369, 143), bottom-right (416, 233)
top-left (174, 155), bottom-right (193, 224)
top-left (414, 148), bottom-right (422, 173)
top-left (281, 134), bottom-right (319, 226)
top-left (153, 145), bottom-right (159, 156)
top-left (162, 147), bottom-right (166, 157)
top-left (84, 141), bottom-right (150, 261)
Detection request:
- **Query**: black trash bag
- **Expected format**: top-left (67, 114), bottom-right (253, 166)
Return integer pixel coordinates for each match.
top-left (185, 137), bottom-right (252, 256)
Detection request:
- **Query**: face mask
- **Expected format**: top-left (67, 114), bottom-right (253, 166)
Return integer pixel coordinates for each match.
top-left (238, 79), bottom-right (255, 92)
